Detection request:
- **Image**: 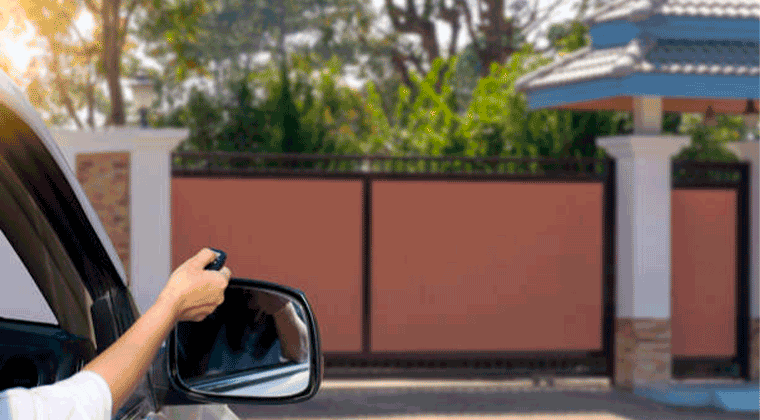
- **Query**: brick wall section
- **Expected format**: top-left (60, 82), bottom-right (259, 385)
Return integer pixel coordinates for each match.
top-left (76, 152), bottom-right (130, 285)
top-left (616, 318), bottom-right (672, 389)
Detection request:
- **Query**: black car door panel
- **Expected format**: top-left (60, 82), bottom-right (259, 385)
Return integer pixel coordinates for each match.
top-left (0, 317), bottom-right (95, 392)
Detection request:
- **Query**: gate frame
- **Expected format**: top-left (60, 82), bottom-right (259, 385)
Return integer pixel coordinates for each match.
top-left (670, 160), bottom-right (751, 380)
top-left (172, 153), bottom-right (617, 379)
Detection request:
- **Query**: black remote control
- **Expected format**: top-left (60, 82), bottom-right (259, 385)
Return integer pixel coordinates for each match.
top-left (204, 248), bottom-right (227, 271)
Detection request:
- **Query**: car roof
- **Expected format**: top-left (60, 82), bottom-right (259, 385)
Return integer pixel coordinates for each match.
top-left (0, 70), bottom-right (128, 285)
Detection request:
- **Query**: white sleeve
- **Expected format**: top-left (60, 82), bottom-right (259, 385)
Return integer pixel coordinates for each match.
top-left (0, 370), bottom-right (112, 420)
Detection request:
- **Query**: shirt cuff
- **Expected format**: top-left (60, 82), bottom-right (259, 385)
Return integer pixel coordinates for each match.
top-left (0, 370), bottom-right (112, 420)
top-left (36, 370), bottom-right (112, 420)
top-left (76, 370), bottom-right (113, 418)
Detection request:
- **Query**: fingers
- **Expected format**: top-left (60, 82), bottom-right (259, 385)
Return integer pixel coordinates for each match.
top-left (183, 303), bottom-right (221, 322)
top-left (193, 247), bottom-right (218, 268)
top-left (217, 266), bottom-right (231, 289)
top-left (169, 248), bottom-right (232, 322)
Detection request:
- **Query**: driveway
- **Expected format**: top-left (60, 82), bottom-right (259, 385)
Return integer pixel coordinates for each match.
top-left (228, 379), bottom-right (758, 420)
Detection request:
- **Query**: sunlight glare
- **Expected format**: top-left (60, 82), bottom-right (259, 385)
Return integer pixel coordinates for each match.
top-left (0, 18), bottom-right (35, 74)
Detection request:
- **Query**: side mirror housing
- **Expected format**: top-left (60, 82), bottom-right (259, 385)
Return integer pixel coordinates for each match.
top-left (166, 278), bottom-right (322, 405)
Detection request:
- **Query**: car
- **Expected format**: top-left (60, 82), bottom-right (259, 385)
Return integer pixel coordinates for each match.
top-left (0, 69), bottom-right (323, 419)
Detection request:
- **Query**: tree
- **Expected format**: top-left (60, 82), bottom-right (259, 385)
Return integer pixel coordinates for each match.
top-left (381, 0), bottom-right (581, 82)
top-left (85, 0), bottom-right (146, 125)
top-left (673, 114), bottom-right (743, 162)
top-left (167, 54), bottom-right (377, 158)
top-left (9, 0), bottom-right (149, 126)
top-left (3, 1), bottom-right (102, 127)
top-left (139, 0), bottom-right (379, 100)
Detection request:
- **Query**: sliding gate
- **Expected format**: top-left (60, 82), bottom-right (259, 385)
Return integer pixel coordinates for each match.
top-left (172, 153), bottom-right (616, 379)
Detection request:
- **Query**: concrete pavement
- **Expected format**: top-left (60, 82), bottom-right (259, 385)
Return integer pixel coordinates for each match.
top-left (228, 379), bottom-right (759, 420)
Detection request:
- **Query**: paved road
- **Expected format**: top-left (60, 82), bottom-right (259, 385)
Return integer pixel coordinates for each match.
top-left (228, 379), bottom-right (758, 420)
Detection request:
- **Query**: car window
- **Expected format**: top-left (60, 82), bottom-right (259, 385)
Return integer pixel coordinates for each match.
top-left (0, 228), bottom-right (58, 325)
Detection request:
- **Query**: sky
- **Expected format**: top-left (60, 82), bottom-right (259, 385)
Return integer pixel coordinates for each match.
top-left (0, 0), bottom-right (580, 79)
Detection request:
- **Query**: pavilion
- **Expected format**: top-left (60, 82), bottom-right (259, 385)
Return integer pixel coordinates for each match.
top-left (515, 0), bottom-right (759, 411)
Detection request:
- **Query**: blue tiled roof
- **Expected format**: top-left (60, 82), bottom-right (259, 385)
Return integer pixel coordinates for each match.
top-left (585, 0), bottom-right (760, 24)
top-left (515, 39), bottom-right (759, 92)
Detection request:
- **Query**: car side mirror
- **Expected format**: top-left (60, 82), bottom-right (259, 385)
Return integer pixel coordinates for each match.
top-left (168, 278), bottom-right (322, 404)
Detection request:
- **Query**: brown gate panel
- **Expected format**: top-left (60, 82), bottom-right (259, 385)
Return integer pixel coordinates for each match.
top-left (172, 178), bottom-right (364, 352)
top-left (672, 190), bottom-right (737, 357)
top-left (371, 181), bottom-right (604, 352)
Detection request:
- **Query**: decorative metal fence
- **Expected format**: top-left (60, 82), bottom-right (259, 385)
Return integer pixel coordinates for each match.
top-left (672, 160), bottom-right (748, 187)
top-left (172, 152), bottom-right (610, 179)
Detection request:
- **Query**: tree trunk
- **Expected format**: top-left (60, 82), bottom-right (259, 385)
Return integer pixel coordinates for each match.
top-left (277, 4), bottom-right (287, 63)
top-left (86, 60), bottom-right (95, 128)
top-left (55, 77), bottom-right (84, 129)
top-left (103, 0), bottom-right (125, 125)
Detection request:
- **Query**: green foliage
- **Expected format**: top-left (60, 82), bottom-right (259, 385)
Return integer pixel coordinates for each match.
top-left (216, 79), bottom-right (267, 153)
top-left (140, 0), bottom-right (209, 82)
top-left (162, 54), bottom-right (377, 156)
top-left (548, 21), bottom-right (589, 53)
top-left (185, 88), bottom-right (223, 151)
top-left (673, 114), bottom-right (743, 161)
top-left (360, 44), bottom-right (629, 166)
top-left (159, 23), bottom-right (742, 168)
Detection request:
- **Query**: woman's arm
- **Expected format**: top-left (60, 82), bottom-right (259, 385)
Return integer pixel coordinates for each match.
top-left (83, 248), bottom-right (231, 412)
top-left (271, 303), bottom-right (309, 363)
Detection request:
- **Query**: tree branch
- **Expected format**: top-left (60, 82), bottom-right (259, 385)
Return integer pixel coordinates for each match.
top-left (119, 0), bottom-right (141, 48)
top-left (457, 0), bottom-right (477, 49)
top-left (520, 0), bottom-right (566, 35)
top-left (405, 0), bottom-right (418, 17)
top-left (386, 0), bottom-right (440, 63)
top-left (439, 0), bottom-right (461, 57)
top-left (391, 50), bottom-right (414, 89)
top-left (83, 0), bottom-right (101, 15)
top-left (51, 54), bottom-right (84, 129)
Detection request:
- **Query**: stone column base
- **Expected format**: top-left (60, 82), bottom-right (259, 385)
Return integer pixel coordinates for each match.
top-left (752, 318), bottom-right (759, 381)
top-left (616, 318), bottom-right (672, 390)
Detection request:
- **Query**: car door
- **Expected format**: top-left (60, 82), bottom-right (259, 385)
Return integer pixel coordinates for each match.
top-left (0, 69), bottom-right (322, 419)
top-left (0, 71), bottom-right (159, 419)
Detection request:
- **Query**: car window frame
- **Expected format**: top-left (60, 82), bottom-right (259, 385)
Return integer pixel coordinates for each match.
top-left (0, 94), bottom-right (157, 417)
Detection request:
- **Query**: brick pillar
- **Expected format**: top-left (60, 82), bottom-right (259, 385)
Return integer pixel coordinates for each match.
top-left (76, 152), bottom-right (131, 285)
top-left (53, 128), bottom-right (187, 313)
top-left (598, 135), bottom-right (690, 389)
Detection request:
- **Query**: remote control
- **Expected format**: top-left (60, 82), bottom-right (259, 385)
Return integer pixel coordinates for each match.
top-left (204, 248), bottom-right (227, 271)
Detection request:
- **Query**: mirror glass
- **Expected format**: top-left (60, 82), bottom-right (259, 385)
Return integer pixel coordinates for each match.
top-left (175, 286), bottom-right (311, 398)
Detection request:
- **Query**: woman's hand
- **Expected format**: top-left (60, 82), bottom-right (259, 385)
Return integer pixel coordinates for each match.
top-left (159, 248), bottom-right (232, 322)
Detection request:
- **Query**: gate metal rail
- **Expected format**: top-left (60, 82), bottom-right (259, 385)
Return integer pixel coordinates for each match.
top-left (173, 152), bottom-right (610, 179)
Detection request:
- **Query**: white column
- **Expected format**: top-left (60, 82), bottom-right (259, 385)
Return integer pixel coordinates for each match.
top-left (53, 128), bottom-right (187, 314)
top-left (597, 135), bottom-right (690, 318)
top-left (726, 141), bottom-right (759, 320)
top-left (129, 133), bottom-right (185, 314)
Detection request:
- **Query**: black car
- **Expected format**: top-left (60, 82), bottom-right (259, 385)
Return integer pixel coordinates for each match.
top-left (0, 70), bottom-right (322, 419)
